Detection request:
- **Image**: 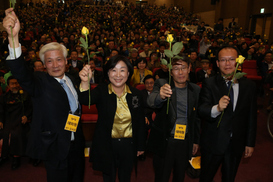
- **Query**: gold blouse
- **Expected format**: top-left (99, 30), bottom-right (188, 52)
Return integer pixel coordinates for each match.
top-left (108, 84), bottom-right (133, 138)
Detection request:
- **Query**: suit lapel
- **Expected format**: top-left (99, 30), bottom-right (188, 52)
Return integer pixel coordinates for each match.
top-left (187, 83), bottom-right (195, 119)
top-left (215, 74), bottom-right (234, 113)
top-left (234, 78), bottom-right (244, 113)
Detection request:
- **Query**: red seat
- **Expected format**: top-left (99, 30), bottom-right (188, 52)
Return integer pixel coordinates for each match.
top-left (242, 60), bottom-right (262, 80)
top-left (195, 67), bottom-right (202, 73)
top-left (153, 67), bottom-right (161, 75)
top-left (135, 84), bottom-right (145, 90)
top-left (81, 105), bottom-right (98, 124)
top-left (243, 60), bottom-right (257, 69)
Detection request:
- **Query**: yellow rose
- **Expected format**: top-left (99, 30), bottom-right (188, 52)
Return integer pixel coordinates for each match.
top-left (106, 42), bottom-right (109, 46)
top-left (156, 49), bottom-right (159, 52)
top-left (82, 53), bottom-right (85, 56)
top-left (167, 34), bottom-right (174, 43)
top-left (236, 55), bottom-right (245, 64)
top-left (81, 26), bottom-right (89, 35)
top-left (209, 50), bottom-right (211, 53)
top-left (187, 38), bottom-right (189, 41)
top-left (19, 90), bottom-right (24, 94)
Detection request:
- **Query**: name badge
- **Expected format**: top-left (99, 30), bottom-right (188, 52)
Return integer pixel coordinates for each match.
top-left (64, 114), bottom-right (80, 132)
top-left (174, 124), bottom-right (186, 140)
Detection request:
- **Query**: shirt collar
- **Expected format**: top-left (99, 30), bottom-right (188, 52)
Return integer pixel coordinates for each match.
top-left (54, 74), bottom-right (67, 83)
top-left (108, 83), bottom-right (132, 96)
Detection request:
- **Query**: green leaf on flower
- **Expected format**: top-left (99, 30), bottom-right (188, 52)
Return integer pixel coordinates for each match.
top-left (10, 0), bottom-right (16, 8)
top-left (234, 72), bottom-right (247, 80)
top-left (173, 55), bottom-right (184, 60)
top-left (161, 59), bottom-right (168, 65)
top-left (79, 37), bottom-right (88, 49)
top-left (90, 53), bottom-right (96, 58)
top-left (223, 72), bottom-right (234, 79)
top-left (172, 42), bottom-right (183, 55)
top-left (164, 49), bottom-right (174, 58)
top-left (167, 64), bottom-right (172, 70)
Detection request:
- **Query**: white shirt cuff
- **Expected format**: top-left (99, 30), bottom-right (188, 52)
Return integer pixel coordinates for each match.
top-left (211, 105), bottom-right (221, 118)
top-left (7, 44), bottom-right (22, 60)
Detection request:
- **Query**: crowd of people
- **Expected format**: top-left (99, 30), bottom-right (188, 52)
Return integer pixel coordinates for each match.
top-left (0, 1), bottom-right (273, 182)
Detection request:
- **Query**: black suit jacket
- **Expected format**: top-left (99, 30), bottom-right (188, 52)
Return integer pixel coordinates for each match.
top-left (93, 69), bottom-right (104, 84)
top-left (6, 55), bottom-right (84, 161)
top-left (78, 83), bottom-right (146, 174)
top-left (147, 79), bottom-right (200, 158)
top-left (196, 69), bottom-right (216, 83)
top-left (198, 74), bottom-right (257, 155)
top-left (141, 89), bottom-right (155, 123)
top-left (68, 59), bottom-right (83, 71)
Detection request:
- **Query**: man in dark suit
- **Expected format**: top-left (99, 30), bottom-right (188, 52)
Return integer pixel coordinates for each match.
top-left (198, 45), bottom-right (257, 182)
top-left (68, 50), bottom-right (83, 71)
top-left (196, 59), bottom-right (215, 83)
top-left (141, 75), bottom-right (155, 125)
top-left (158, 43), bottom-right (167, 60)
top-left (89, 59), bottom-right (104, 84)
top-left (3, 8), bottom-right (85, 182)
top-left (147, 57), bottom-right (200, 182)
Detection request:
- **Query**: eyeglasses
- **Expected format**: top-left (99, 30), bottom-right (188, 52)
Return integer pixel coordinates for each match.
top-left (172, 67), bottom-right (188, 72)
top-left (219, 57), bottom-right (236, 63)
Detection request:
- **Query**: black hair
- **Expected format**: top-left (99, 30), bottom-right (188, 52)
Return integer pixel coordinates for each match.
top-left (159, 43), bottom-right (166, 48)
top-left (70, 49), bottom-right (78, 54)
top-left (149, 52), bottom-right (158, 60)
top-left (104, 55), bottom-right (134, 85)
top-left (216, 45), bottom-right (241, 61)
top-left (265, 51), bottom-right (272, 57)
top-left (143, 75), bottom-right (155, 83)
top-left (7, 76), bottom-right (17, 85)
top-left (172, 55), bottom-right (191, 67)
top-left (34, 60), bottom-right (44, 65)
top-left (136, 57), bottom-right (148, 69)
top-left (111, 49), bottom-right (119, 55)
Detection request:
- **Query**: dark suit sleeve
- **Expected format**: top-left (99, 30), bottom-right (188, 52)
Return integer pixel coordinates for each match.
top-left (147, 79), bottom-right (167, 108)
top-left (136, 91), bottom-right (146, 151)
top-left (78, 83), bottom-right (104, 106)
top-left (6, 55), bottom-right (42, 97)
top-left (246, 83), bottom-right (257, 147)
top-left (198, 78), bottom-right (217, 122)
top-left (194, 86), bottom-right (201, 144)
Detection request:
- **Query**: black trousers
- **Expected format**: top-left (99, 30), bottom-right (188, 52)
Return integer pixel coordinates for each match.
top-left (199, 142), bottom-right (242, 182)
top-left (44, 141), bottom-right (85, 182)
top-left (103, 138), bottom-right (134, 182)
top-left (153, 137), bottom-right (189, 182)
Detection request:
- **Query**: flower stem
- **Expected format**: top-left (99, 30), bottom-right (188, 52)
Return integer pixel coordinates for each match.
top-left (166, 42), bottom-right (172, 114)
top-left (217, 63), bottom-right (239, 128)
top-left (86, 34), bottom-right (91, 109)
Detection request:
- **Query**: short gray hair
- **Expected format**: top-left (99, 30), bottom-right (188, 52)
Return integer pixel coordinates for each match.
top-left (39, 42), bottom-right (67, 63)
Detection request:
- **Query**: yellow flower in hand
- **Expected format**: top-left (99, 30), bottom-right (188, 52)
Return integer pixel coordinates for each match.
top-left (167, 34), bottom-right (174, 43)
top-left (19, 90), bottom-right (24, 94)
top-left (236, 55), bottom-right (245, 64)
top-left (81, 26), bottom-right (89, 35)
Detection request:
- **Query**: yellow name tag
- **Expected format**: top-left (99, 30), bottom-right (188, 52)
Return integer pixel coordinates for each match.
top-left (64, 114), bottom-right (80, 132)
top-left (174, 124), bottom-right (186, 140)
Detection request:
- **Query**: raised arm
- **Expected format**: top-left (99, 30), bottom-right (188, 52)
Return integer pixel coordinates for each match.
top-left (3, 8), bottom-right (20, 49)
